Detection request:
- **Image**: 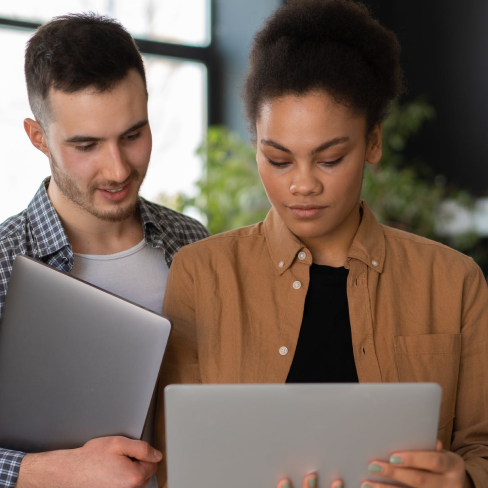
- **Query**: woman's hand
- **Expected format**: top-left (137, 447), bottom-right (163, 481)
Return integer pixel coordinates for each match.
top-left (361, 440), bottom-right (466, 488)
top-left (277, 472), bottom-right (343, 488)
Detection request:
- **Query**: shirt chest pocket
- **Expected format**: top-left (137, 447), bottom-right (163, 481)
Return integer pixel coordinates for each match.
top-left (394, 333), bottom-right (461, 430)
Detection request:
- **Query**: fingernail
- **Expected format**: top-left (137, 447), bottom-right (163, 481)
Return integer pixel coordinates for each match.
top-left (154, 449), bottom-right (162, 460)
top-left (283, 482), bottom-right (291, 488)
top-left (368, 463), bottom-right (382, 473)
top-left (336, 484), bottom-right (343, 488)
top-left (390, 456), bottom-right (402, 464)
top-left (308, 477), bottom-right (317, 488)
top-left (362, 485), bottom-right (373, 488)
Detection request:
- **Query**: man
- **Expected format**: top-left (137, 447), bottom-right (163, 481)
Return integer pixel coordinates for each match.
top-left (0, 13), bottom-right (208, 488)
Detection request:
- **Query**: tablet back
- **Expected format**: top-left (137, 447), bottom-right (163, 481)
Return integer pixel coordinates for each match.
top-left (0, 255), bottom-right (171, 452)
top-left (165, 383), bottom-right (441, 488)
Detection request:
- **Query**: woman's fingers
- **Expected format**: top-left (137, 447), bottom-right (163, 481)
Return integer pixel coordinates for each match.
top-left (278, 478), bottom-right (292, 488)
top-left (385, 448), bottom-right (463, 474)
top-left (331, 478), bottom-right (344, 488)
top-left (363, 447), bottom-right (465, 488)
top-left (302, 472), bottom-right (317, 488)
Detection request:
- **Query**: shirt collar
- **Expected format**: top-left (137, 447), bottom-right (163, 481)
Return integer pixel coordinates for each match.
top-left (263, 201), bottom-right (385, 274)
top-left (26, 178), bottom-right (71, 258)
top-left (26, 178), bottom-right (168, 258)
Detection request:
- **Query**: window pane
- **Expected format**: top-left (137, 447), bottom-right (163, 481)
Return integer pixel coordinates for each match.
top-left (0, 0), bottom-right (210, 46)
top-left (142, 55), bottom-right (207, 204)
top-left (0, 28), bottom-right (207, 224)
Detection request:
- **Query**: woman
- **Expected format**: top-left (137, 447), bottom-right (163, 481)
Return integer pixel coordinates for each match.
top-left (155, 1), bottom-right (488, 487)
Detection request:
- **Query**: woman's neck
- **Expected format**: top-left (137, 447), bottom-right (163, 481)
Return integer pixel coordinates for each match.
top-left (299, 202), bottom-right (361, 267)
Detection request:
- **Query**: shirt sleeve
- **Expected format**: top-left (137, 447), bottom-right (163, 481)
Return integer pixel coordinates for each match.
top-left (451, 262), bottom-right (488, 488)
top-left (155, 250), bottom-right (202, 488)
top-left (0, 448), bottom-right (25, 488)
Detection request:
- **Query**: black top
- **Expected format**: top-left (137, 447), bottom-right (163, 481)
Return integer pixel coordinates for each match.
top-left (286, 263), bottom-right (359, 383)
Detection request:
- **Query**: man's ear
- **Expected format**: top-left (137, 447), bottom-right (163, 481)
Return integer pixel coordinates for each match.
top-left (24, 118), bottom-right (50, 158)
top-left (365, 122), bottom-right (382, 166)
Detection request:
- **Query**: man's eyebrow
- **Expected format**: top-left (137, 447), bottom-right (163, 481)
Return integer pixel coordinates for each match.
top-left (260, 136), bottom-right (350, 155)
top-left (64, 120), bottom-right (149, 143)
top-left (120, 119), bottom-right (149, 137)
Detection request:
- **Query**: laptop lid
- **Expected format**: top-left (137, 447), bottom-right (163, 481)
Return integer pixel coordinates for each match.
top-left (165, 383), bottom-right (441, 488)
top-left (0, 255), bottom-right (171, 452)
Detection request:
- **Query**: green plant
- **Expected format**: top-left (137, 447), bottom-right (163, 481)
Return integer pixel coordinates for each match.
top-left (159, 126), bottom-right (270, 236)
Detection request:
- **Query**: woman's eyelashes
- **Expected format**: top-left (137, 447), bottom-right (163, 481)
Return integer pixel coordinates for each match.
top-left (266, 156), bottom-right (344, 168)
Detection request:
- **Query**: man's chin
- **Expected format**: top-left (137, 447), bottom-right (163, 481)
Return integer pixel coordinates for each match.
top-left (86, 201), bottom-right (138, 223)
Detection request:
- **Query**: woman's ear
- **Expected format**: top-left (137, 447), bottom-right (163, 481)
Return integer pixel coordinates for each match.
top-left (365, 122), bottom-right (382, 166)
top-left (24, 118), bottom-right (50, 158)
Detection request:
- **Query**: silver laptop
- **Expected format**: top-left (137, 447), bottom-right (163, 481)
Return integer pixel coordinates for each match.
top-left (165, 383), bottom-right (441, 488)
top-left (0, 254), bottom-right (171, 453)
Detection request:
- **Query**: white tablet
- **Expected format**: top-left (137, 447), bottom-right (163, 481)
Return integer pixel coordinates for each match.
top-left (165, 383), bottom-right (441, 488)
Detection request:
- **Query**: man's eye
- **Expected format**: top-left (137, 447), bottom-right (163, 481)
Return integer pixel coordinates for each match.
top-left (75, 144), bottom-right (96, 152)
top-left (126, 132), bottom-right (142, 141)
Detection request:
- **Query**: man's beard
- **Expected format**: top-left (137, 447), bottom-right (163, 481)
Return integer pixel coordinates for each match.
top-left (50, 153), bottom-right (146, 223)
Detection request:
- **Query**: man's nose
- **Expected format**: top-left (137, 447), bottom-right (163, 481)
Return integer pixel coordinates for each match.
top-left (102, 144), bottom-right (131, 183)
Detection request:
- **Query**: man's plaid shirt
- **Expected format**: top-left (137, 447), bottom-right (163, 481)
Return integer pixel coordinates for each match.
top-left (0, 178), bottom-right (209, 487)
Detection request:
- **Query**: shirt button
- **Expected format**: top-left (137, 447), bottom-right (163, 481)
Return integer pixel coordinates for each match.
top-left (293, 281), bottom-right (302, 290)
top-left (278, 261), bottom-right (284, 268)
top-left (279, 346), bottom-right (288, 356)
top-left (372, 260), bottom-right (378, 267)
top-left (298, 251), bottom-right (306, 260)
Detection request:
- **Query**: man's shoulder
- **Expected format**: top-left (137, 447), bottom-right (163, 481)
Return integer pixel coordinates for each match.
top-left (140, 198), bottom-right (209, 244)
top-left (0, 210), bottom-right (29, 254)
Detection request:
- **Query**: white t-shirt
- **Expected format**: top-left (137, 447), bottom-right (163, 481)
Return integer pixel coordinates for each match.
top-left (71, 239), bottom-right (168, 488)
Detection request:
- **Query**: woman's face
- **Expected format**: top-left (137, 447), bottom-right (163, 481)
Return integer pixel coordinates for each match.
top-left (256, 90), bottom-right (382, 247)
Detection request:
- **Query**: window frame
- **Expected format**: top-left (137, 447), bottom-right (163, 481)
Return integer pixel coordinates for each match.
top-left (0, 10), bottom-right (220, 126)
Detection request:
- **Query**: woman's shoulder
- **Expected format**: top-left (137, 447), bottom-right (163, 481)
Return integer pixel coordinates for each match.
top-left (382, 224), bottom-right (479, 276)
top-left (173, 221), bottom-right (267, 263)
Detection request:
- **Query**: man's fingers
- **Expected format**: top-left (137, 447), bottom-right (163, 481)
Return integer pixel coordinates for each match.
top-left (136, 461), bottom-right (158, 480)
top-left (114, 437), bottom-right (162, 463)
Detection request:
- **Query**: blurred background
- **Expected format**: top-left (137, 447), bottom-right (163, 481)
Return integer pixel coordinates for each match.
top-left (1, 0), bottom-right (487, 272)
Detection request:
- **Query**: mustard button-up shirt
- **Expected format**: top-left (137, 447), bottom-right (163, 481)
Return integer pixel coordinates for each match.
top-left (156, 203), bottom-right (488, 488)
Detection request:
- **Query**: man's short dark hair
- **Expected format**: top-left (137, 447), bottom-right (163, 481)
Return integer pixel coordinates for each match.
top-left (243, 0), bottom-right (404, 136)
top-left (25, 13), bottom-right (147, 130)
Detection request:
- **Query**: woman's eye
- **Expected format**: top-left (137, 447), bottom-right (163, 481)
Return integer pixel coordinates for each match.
top-left (75, 144), bottom-right (96, 152)
top-left (267, 159), bottom-right (290, 168)
top-left (321, 156), bottom-right (344, 167)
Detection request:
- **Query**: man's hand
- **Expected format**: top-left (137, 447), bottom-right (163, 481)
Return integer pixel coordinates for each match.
top-left (361, 440), bottom-right (465, 488)
top-left (16, 436), bottom-right (162, 488)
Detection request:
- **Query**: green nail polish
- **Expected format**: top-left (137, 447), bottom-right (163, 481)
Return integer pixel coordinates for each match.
top-left (368, 463), bottom-right (382, 473)
top-left (336, 484), bottom-right (343, 488)
top-left (390, 456), bottom-right (402, 464)
top-left (362, 485), bottom-right (373, 488)
top-left (283, 482), bottom-right (291, 488)
top-left (308, 478), bottom-right (317, 488)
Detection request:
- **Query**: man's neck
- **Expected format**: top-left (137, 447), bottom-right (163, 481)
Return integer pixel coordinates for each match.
top-left (48, 185), bottom-right (144, 256)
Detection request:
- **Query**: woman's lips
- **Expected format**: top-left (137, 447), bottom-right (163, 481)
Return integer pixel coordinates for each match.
top-left (288, 205), bottom-right (327, 219)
